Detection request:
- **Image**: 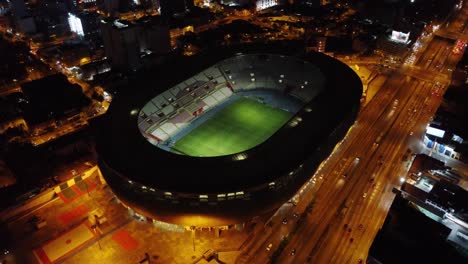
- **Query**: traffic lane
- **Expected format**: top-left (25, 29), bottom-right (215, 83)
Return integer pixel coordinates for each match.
top-left (280, 71), bottom-right (422, 262)
top-left (341, 79), bottom-right (431, 263)
top-left (282, 73), bottom-right (406, 258)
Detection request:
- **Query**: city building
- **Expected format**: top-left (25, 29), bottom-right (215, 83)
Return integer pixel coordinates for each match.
top-left (423, 82), bottom-right (468, 162)
top-left (391, 151), bottom-right (468, 257)
top-left (80, 0), bottom-right (98, 11)
top-left (68, 11), bottom-right (100, 41)
top-left (19, 74), bottom-right (91, 126)
top-left (100, 16), bottom-right (171, 72)
top-left (96, 44), bottom-right (363, 227)
top-left (256, 0), bottom-right (281, 11)
top-left (219, 0), bottom-right (252, 7)
top-left (101, 19), bottom-right (141, 71)
top-left (306, 36), bottom-right (327, 53)
top-left (368, 194), bottom-right (466, 264)
top-left (316, 36), bottom-right (326, 52)
top-left (159, 0), bottom-right (194, 19)
top-left (426, 180), bottom-right (467, 216)
top-left (137, 16), bottom-right (171, 54)
top-left (9, 0), bottom-right (28, 19)
top-left (103, 0), bottom-right (122, 16)
top-left (76, 59), bottom-right (112, 81)
top-left (16, 16), bottom-right (36, 34)
top-left (65, 0), bottom-right (97, 12)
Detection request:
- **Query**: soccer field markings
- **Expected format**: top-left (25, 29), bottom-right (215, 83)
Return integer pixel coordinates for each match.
top-left (172, 97), bottom-right (292, 157)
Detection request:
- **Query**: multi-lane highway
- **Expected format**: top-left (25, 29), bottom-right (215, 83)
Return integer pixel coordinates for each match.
top-left (273, 71), bottom-right (438, 264)
top-left (237, 3), bottom-right (467, 264)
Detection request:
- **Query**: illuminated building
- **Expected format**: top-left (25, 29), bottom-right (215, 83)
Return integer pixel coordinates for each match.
top-left (316, 36), bottom-right (326, 53)
top-left (389, 30), bottom-right (411, 44)
top-left (68, 12), bottom-right (100, 40)
top-left (96, 45), bottom-right (363, 227)
top-left (256, 0), bottom-right (280, 11)
top-left (65, 0), bottom-right (97, 11)
top-left (219, 0), bottom-right (251, 7)
top-left (68, 13), bottom-right (85, 37)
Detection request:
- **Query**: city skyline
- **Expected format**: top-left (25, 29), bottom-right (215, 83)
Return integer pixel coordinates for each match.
top-left (0, 0), bottom-right (467, 263)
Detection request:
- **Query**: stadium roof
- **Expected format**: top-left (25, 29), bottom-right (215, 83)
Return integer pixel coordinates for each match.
top-left (96, 43), bottom-right (362, 194)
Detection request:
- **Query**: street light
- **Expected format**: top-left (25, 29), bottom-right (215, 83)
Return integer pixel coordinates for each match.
top-left (190, 226), bottom-right (196, 251)
top-left (91, 223), bottom-right (102, 250)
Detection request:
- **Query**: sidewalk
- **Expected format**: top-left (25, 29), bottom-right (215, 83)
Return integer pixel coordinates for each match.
top-left (3, 175), bottom-right (250, 264)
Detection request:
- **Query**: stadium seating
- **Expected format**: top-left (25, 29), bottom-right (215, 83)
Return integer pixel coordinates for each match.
top-left (138, 54), bottom-right (324, 145)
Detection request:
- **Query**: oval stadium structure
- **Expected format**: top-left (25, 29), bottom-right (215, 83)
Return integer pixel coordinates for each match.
top-left (96, 45), bottom-right (363, 227)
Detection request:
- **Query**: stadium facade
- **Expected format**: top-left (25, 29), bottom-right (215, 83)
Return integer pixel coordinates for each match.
top-left (96, 44), bottom-right (363, 227)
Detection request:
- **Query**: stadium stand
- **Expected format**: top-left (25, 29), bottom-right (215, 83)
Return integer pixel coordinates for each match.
top-left (97, 46), bottom-right (363, 227)
top-left (138, 54), bottom-right (325, 146)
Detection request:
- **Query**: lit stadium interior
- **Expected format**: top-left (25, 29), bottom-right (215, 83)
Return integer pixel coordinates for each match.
top-left (97, 45), bottom-right (362, 227)
top-left (138, 54), bottom-right (325, 157)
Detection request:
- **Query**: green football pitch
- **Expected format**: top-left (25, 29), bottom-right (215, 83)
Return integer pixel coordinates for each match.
top-left (172, 97), bottom-right (292, 157)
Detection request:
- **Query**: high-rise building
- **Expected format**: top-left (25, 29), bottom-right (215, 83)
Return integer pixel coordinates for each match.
top-left (139, 0), bottom-right (156, 11)
top-left (219, 0), bottom-right (251, 6)
top-left (101, 19), bottom-right (141, 71)
top-left (137, 16), bottom-right (171, 54)
top-left (104, 0), bottom-right (121, 16)
top-left (159, 0), bottom-right (193, 19)
top-left (316, 37), bottom-right (326, 53)
top-left (10, 0), bottom-right (28, 19)
top-left (101, 16), bottom-right (171, 71)
top-left (68, 12), bottom-right (100, 40)
top-left (256, 0), bottom-right (280, 11)
top-left (83, 0), bottom-right (98, 9)
top-left (64, 0), bottom-right (79, 12)
top-left (17, 17), bottom-right (36, 34)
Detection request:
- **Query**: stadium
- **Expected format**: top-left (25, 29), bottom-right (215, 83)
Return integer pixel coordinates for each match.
top-left (96, 44), bottom-right (363, 227)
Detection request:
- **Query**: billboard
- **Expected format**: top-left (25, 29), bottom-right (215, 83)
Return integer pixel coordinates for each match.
top-left (390, 30), bottom-right (410, 44)
top-left (426, 126), bottom-right (445, 138)
top-left (68, 13), bottom-right (84, 37)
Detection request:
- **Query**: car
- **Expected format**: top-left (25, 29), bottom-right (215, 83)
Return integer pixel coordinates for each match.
top-left (266, 243), bottom-right (273, 251)
top-left (282, 218), bottom-right (288, 224)
top-left (2, 247), bottom-right (9, 255)
top-left (350, 238), bottom-right (354, 243)
top-left (362, 192), bottom-right (367, 198)
top-left (290, 248), bottom-right (296, 256)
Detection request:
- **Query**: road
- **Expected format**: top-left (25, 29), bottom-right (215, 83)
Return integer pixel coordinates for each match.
top-left (272, 72), bottom-right (436, 264)
top-left (237, 2), bottom-right (467, 264)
